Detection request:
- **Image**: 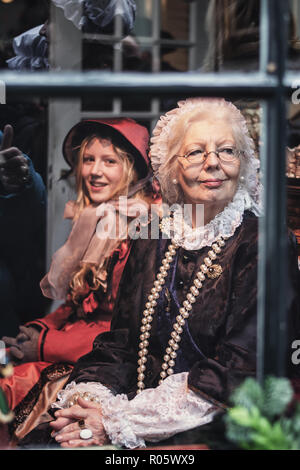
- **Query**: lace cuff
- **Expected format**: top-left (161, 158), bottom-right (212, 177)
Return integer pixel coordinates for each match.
top-left (101, 372), bottom-right (216, 449)
top-left (51, 381), bottom-right (114, 409)
top-left (52, 374), bottom-right (217, 449)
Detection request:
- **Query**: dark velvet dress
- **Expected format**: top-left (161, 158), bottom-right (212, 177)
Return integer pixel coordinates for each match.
top-left (66, 211), bottom-right (300, 403)
top-left (20, 211), bottom-right (300, 449)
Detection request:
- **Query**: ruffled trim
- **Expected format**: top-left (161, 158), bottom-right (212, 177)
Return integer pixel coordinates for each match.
top-left (51, 374), bottom-right (216, 449)
top-left (52, 381), bottom-right (114, 409)
top-left (51, 380), bottom-right (144, 448)
top-left (6, 25), bottom-right (49, 71)
top-left (150, 98), bottom-right (263, 215)
top-left (7, 55), bottom-right (49, 71)
top-left (103, 373), bottom-right (215, 448)
top-left (161, 186), bottom-right (255, 250)
top-left (101, 394), bottom-right (145, 449)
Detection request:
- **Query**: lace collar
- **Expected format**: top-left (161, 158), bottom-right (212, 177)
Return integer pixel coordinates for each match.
top-left (160, 186), bottom-right (255, 251)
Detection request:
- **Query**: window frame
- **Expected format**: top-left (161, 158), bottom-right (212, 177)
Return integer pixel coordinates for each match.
top-left (0, 0), bottom-right (294, 381)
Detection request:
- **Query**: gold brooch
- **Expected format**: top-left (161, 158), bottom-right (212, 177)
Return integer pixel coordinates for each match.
top-left (206, 264), bottom-right (223, 279)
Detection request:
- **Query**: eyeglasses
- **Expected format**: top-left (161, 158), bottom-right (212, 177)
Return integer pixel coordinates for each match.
top-left (176, 147), bottom-right (241, 165)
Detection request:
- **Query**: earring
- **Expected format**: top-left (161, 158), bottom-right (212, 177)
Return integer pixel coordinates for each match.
top-left (240, 176), bottom-right (245, 183)
top-left (172, 178), bottom-right (178, 184)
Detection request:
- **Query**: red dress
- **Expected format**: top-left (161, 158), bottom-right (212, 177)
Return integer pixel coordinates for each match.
top-left (0, 241), bottom-right (131, 411)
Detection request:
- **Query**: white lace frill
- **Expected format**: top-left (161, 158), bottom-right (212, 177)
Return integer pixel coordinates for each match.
top-left (162, 186), bottom-right (254, 251)
top-left (52, 380), bottom-right (114, 409)
top-left (52, 373), bottom-right (215, 449)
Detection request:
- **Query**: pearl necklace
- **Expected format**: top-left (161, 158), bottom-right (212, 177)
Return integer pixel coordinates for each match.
top-left (136, 237), bottom-right (225, 394)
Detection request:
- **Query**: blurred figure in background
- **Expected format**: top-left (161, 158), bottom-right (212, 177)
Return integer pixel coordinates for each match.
top-left (0, 124), bottom-right (47, 336)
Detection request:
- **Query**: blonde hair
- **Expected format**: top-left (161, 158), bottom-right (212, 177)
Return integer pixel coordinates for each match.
top-left (69, 134), bottom-right (141, 306)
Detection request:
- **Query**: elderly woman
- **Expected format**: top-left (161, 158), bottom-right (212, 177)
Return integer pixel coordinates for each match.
top-left (24, 98), bottom-right (300, 449)
top-left (1, 118), bottom-right (157, 441)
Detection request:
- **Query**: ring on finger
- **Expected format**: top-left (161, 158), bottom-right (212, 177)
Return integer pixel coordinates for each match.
top-left (78, 419), bottom-right (85, 430)
top-left (78, 419), bottom-right (93, 440)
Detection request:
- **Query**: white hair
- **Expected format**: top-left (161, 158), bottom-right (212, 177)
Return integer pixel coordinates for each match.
top-left (150, 97), bottom-right (262, 214)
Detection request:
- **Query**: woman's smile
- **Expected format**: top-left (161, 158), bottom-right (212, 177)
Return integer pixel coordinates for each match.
top-left (198, 178), bottom-right (227, 188)
top-left (81, 138), bottom-right (124, 204)
top-left (88, 180), bottom-right (108, 191)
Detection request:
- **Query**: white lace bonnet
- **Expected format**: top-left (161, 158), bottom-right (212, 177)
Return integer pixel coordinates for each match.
top-left (150, 97), bottom-right (262, 215)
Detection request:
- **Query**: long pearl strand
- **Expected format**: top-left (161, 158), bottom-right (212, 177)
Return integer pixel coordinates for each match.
top-left (136, 237), bottom-right (225, 394)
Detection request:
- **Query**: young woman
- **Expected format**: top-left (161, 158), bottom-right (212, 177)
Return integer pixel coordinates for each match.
top-left (1, 118), bottom-right (157, 441)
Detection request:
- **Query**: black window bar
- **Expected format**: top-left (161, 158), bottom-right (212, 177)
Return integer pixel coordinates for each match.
top-left (0, 0), bottom-right (293, 382)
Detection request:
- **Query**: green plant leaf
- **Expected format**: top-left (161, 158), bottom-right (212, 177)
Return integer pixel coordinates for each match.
top-left (224, 418), bottom-right (252, 445)
top-left (225, 376), bottom-right (300, 450)
top-left (254, 415), bottom-right (272, 434)
top-left (289, 404), bottom-right (300, 434)
top-left (230, 377), bottom-right (264, 412)
top-left (227, 406), bottom-right (253, 427)
top-left (0, 388), bottom-right (10, 416)
top-left (262, 376), bottom-right (293, 419)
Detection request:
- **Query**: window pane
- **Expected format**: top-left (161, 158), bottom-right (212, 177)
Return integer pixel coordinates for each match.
top-left (160, 0), bottom-right (189, 41)
top-left (134, 0), bottom-right (155, 38)
top-left (0, 0), bottom-right (271, 74)
top-left (287, 99), bottom-right (300, 262)
top-left (288, 0), bottom-right (300, 70)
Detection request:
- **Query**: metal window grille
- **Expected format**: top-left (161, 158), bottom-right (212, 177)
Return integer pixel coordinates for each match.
top-left (0, 0), bottom-right (295, 380)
